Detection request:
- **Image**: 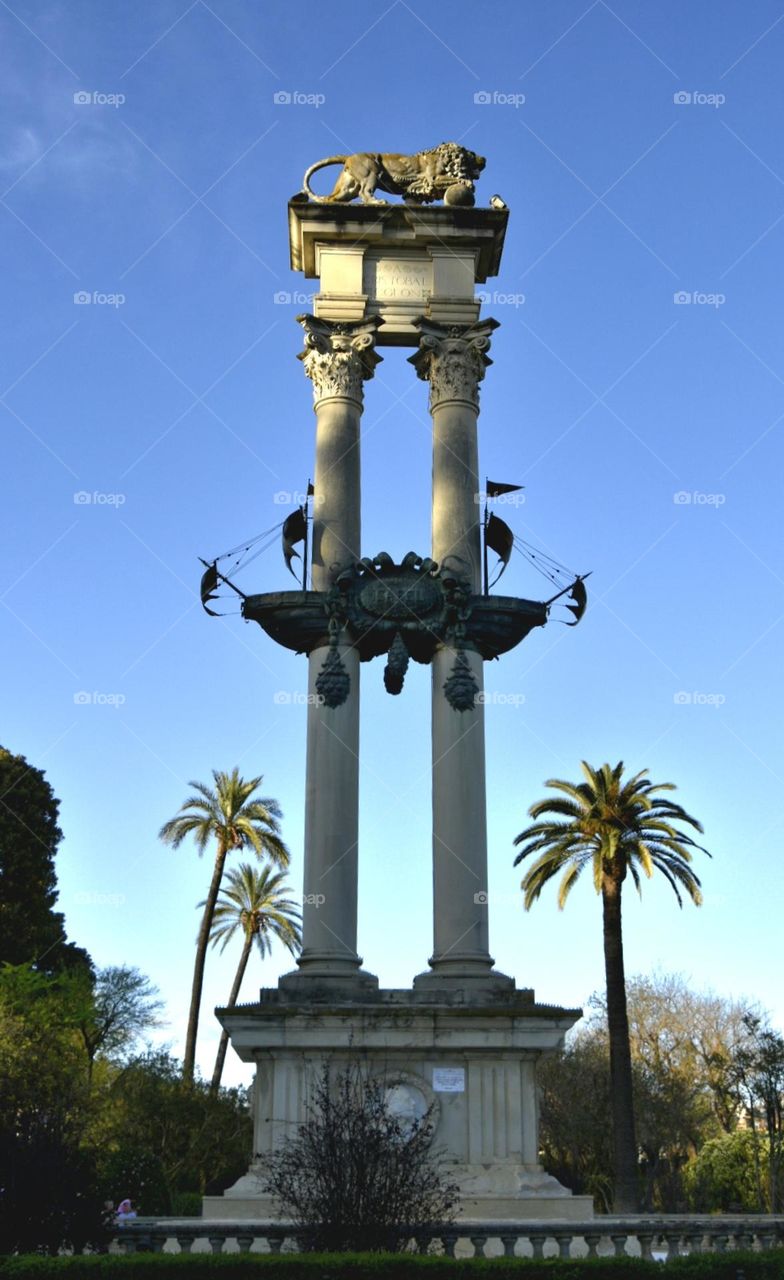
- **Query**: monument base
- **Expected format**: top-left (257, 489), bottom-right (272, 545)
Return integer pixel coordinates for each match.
top-left (203, 980), bottom-right (593, 1223)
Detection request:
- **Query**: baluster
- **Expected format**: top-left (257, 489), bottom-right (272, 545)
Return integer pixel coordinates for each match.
top-left (500, 1234), bottom-right (518, 1258)
top-left (555, 1233), bottom-right (572, 1259)
top-left (530, 1232), bottom-right (546, 1259)
top-left (637, 1233), bottom-right (654, 1260)
top-left (712, 1232), bottom-right (729, 1253)
top-left (208, 1234), bottom-right (225, 1254)
top-left (584, 1232), bottom-right (602, 1258)
top-left (684, 1232), bottom-right (704, 1255)
top-left (150, 1234), bottom-right (166, 1254)
top-left (236, 1234), bottom-right (254, 1253)
top-left (440, 1233), bottom-right (457, 1258)
top-left (610, 1233), bottom-right (628, 1257)
top-left (267, 1233), bottom-right (285, 1254)
top-left (470, 1233), bottom-right (487, 1257)
top-left (664, 1232), bottom-right (682, 1260)
top-left (176, 1235), bottom-right (193, 1254)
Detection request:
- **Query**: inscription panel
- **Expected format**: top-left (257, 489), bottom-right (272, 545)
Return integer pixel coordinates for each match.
top-left (364, 257), bottom-right (430, 303)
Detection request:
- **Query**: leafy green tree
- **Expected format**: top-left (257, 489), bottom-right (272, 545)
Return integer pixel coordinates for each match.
top-left (730, 1014), bottom-right (784, 1210)
top-left (78, 966), bottom-right (164, 1085)
top-left (0, 746), bottom-right (91, 975)
top-left (207, 863), bottom-right (301, 1092)
top-left (684, 1130), bottom-right (765, 1213)
top-left (514, 761), bottom-right (709, 1211)
top-left (99, 1050), bottom-right (251, 1201)
top-left (159, 769), bottom-right (289, 1081)
top-left (0, 964), bottom-right (106, 1252)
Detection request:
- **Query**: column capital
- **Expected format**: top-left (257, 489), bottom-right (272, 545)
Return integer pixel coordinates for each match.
top-left (297, 314), bottom-right (383, 406)
top-left (409, 317), bottom-right (499, 411)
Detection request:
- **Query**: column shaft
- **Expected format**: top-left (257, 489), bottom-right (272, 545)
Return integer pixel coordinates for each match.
top-left (411, 318), bottom-right (499, 981)
top-left (293, 317), bottom-right (380, 978)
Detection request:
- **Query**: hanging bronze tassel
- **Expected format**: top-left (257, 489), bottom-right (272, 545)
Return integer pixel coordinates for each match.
top-left (315, 647), bottom-right (350, 709)
top-left (383, 631), bottom-right (410, 695)
top-left (443, 649), bottom-right (478, 712)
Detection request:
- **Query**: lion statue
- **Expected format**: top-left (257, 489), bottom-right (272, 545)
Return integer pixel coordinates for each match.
top-left (301, 143), bottom-right (485, 208)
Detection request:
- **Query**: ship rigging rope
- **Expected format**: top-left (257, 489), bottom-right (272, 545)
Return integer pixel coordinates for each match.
top-left (511, 534), bottom-right (575, 587)
top-left (209, 519), bottom-right (288, 581)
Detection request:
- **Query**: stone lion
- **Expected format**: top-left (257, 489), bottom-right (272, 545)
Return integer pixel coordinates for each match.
top-left (301, 142), bottom-right (485, 207)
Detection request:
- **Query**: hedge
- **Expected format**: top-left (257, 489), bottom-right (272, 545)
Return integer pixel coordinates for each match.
top-left (0, 1251), bottom-right (780, 1279)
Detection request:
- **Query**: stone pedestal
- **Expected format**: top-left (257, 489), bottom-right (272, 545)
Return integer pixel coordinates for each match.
top-left (203, 986), bottom-right (593, 1223)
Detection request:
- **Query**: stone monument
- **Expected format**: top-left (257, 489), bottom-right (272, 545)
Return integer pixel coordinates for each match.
top-left (202, 143), bottom-right (593, 1222)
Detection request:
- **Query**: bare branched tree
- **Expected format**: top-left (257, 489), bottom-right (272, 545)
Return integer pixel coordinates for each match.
top-left (258, 1061), bottom-right (458, 1252)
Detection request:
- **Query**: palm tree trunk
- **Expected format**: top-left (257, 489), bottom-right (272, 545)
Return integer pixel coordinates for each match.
top-left (183, 841), bottom-right (228, 1082)
top-left (210, 932), bottom-right (253, 1093)
top-left (602, 875), bottom-right (640, 1212)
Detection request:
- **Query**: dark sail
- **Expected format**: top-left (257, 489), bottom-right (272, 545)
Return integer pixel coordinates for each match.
top-left (282, 507), bottom-right (307, 579)
top-left (199, 561), bottom-right (221, 616)
top-left (485, 512), bottom-right (514, 587)
top-left (564, 576), bottom-right (588, 626)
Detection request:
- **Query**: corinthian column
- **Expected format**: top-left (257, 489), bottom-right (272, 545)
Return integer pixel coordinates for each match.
top-left (410, 318), bottom-right (506, 986)
top-left (290, 315), bottom-right (381, 983)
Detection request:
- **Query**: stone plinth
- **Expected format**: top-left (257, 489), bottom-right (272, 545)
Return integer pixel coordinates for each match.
top-left (202, 985), bottom-right (593, 1223)
top-left (288, 202), bottom-right (508, 345)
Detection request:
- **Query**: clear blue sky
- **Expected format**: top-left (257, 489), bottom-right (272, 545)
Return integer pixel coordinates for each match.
top-left (3, 1), bottom-right (783, 1087)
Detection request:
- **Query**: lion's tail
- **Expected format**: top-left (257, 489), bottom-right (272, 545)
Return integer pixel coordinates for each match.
top-left (302, 156), bottom-right (347, 203)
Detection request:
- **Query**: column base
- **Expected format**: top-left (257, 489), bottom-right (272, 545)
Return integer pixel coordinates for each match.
top-left (278, 962), bottom-right (379, 999)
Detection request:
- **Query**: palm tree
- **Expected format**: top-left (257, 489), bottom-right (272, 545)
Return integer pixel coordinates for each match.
top-left (159, 769), bottom-right (289, 1082)
top-left (206, 862), bottom-right (302, 1091)
top-left (513, 761), bottom-right (709, 1212)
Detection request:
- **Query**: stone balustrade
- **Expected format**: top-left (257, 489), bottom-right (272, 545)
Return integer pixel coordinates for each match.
top-left (113, 1216), bottom-right (784, 1260)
